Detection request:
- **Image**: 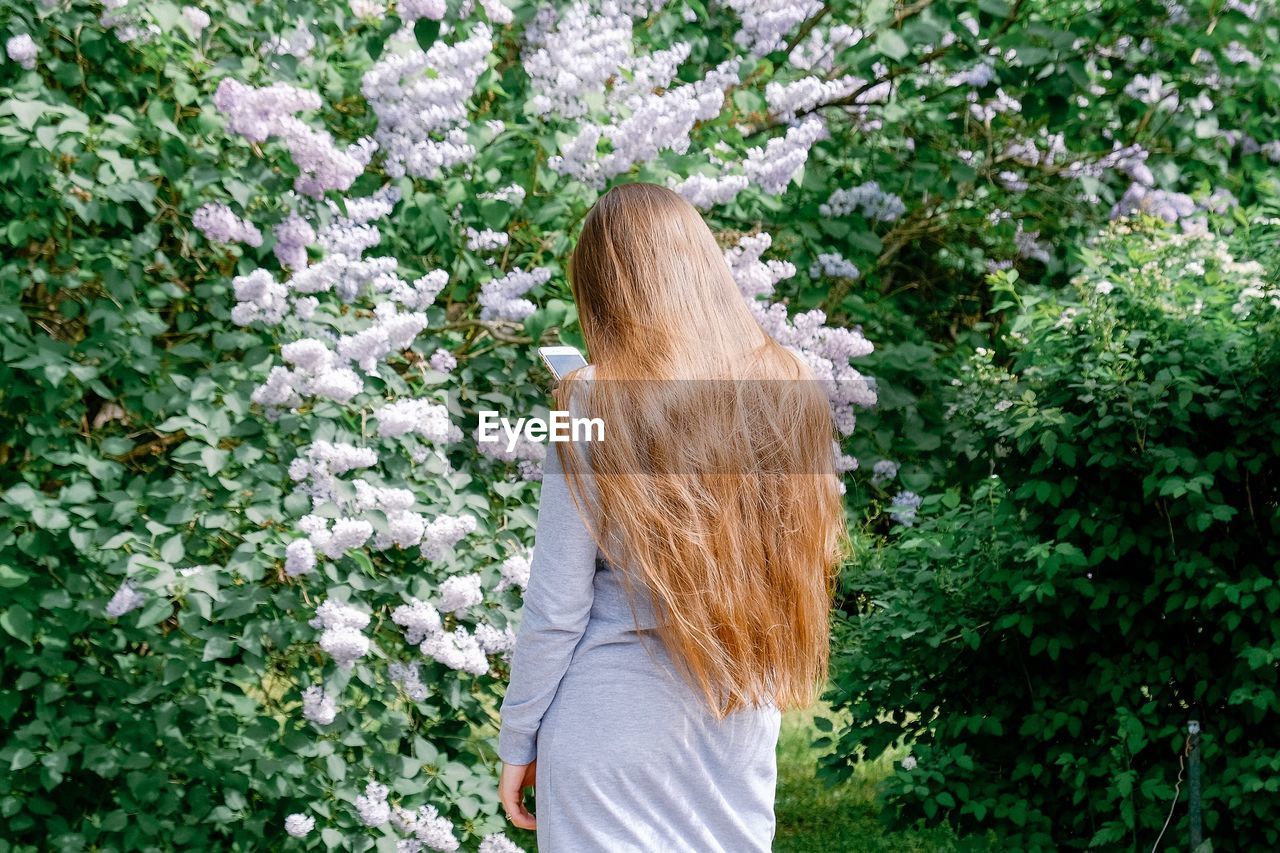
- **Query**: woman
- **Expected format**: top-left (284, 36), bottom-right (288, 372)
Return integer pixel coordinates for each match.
top-left (496, 182), bottom-right (845, 852)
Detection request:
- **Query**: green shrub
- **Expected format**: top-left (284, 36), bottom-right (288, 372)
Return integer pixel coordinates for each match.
top-left (827, 218), bottom-right (1280, 849)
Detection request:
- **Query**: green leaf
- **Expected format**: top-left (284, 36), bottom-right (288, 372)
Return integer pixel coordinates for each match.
top-left (10, 748), bottom-right (37, 771)
top-left (0, 565), bottom-right (29, 589)
top-left (414, 18), bottom-right (442, 53)
top-left (1, 606), bottom-right (34, 644)
top-left (3, 99), bottom-right (49, 131)
top-left (161, 535), bottom-right (185, 564)
top-left (877, 31), bottom-right (910, 61)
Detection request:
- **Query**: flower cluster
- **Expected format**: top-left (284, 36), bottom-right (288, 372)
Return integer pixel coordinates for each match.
top-left (820, 181), bottom-right (907, 222)
top-left (310, 599), bottom-right (373, 668)
top-left (193, 202), bottom-right (263, 247)
top-left (6, 34), bottom-right (37, 70)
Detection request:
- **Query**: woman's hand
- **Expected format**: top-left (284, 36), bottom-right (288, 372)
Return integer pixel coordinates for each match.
top-left (498, 760), bottom-right (537, 830)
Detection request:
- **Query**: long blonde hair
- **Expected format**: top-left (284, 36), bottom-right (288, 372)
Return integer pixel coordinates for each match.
top-left (557, 182), bottom-right (846, 717)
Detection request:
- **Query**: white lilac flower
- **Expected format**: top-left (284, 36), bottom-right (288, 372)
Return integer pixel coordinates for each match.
top-left (388, 661), bottom-right (430, 701)
top-left (888, 491), bottom-right (923, 526)
top-left (310, 517), bottom-right (375, 560)
top-left (1124, 73), bottom-right (1179, 109)
top-left (968, 88), bottom-right (1022, 122)
top-left (496, 551), bottom-right (531, 591)
top-left (101, 0), bottom-right (161, 43)
top-left (548, 59), bottom-right (741, 186)
top-left (351, 0), bottom-right (388, 20)
top-left (292, 295), bottom-right (319, 320)
top-left (474, 622), bottom-right (517, 656)
top-left (373, 269), bottom-right (449, 311)
top-left (352, 481), bottom-right (416, 513)
top-left (336, 304), bottom-right (429, 373)
top-left (901, 755), bottom-right (918, 770)
top-left (871, 459), bottom-right (899, 485)
top-left (998, 171), bottom-right (1029, 192)
top-left (355, 781), bottom-right (391, 827)
top-left (319, 624), bottom-right (371, 668)
top-left (261, 25), bottom-right (317, 62)
top-left (521, 2), bottom-right (633, 119)
top-left (421, 626), bottom-right (490, 675)
top-left (380, 510), bottom-right (427, 550)
top-left (1013, 223), bottom-right (1052, 264)
top-left (231, 269), bottom-right (289, 327)
top-left (281, 338), bottom-right (334, 372)
top-left (193, 202), bottom-right (264, 247)
top-left (392, 598), bottom-right (444, 644)
top-left (743, 117), bottom-right (827, 195)
top-left (284, 813), bottom-right (316, 838)
top-left (1110, 183), bottom-right (1197, 225)
top-left (820, 182), bottom-right (906, 222)
top-left (754, 304), bottom-right (876, 434)
top-left (478, 267), bottom-right (552, 321)
top-left (809, 252), bottom-right (860, 281)
top-left (182, 6), bottom-right (211, 35)
top-left (789, 24), bottom-right (862, 72)
top-left (250, 366), bottom-right (303, 409)
top-left (421, 515), bottom-right (478, 561)
top-left (213, 78), bottom-right (321, 143)
top-left (105, 581), bottom-right (146, 618)
top-left (479, 184), bottom-right (526, 205)
top-left (721, 0), bottom-right (822, 56)
top-left (730, 235), bottom-right (876, 437)
top-left (1224, 40), bottom-right (1261, 69)
top-left (465, 227), bottom-right (509, 252)
top-left (301, 685), bottom-right (338, 725)
top-left (375, 399), bottom-right (460, 442)
top-left (273, 214), bottom-right (316, 270)
top-left (284, 538), bottom-right (317, 576)
top-left (438, 573), bottom-right (484, 614)
top-left (395, 804), bottom-right (460, 851)
top-left (311, 601), bottom-right (371, 632)
top-left (290, 441), bottom-right (379, 504)
top-left (400, 0), bottom-right (446, 21)
top-left (428, 348), bottom-right (457, 373)
top-left (478, 833), bottom-right (524, 853)
top-left (479, 0), bottom-right (514, 24)
top-left (7, 34), bottom-right (37, 70)
top-left (212, 79), bottom-right (368, 197)
top-left (308, 367), bottom-right (364, 404)
top-left (765, 75), bottom-right (860, 122)
top-left (361, 24), bottom-right (491, 180)
top-left (723, 233), bottom-right (796, 299)
top-left (945, 59), bottom-right (997, 88)
top-left (669, 173), bottom-right (749, 209)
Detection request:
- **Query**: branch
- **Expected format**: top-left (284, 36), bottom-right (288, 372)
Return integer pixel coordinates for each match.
top-left (112, 430), bottom-right (189, 463)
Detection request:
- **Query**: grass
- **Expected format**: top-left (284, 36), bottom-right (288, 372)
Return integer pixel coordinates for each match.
top-left (773, 702), bottom-right (972, 853)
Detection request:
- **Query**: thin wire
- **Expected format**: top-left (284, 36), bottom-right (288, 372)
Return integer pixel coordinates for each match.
top-left (1150, 734), bottom-right (1191, 853)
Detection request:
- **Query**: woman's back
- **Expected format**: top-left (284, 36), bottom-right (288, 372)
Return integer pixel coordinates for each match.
top-left (499, 408), bottom-right (782, 852)
top-left (497, 183), bottom-right (844, 851)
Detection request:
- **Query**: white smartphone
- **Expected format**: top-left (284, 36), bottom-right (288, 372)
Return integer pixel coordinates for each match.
top-left (538, 345), bottom-right (588, 380)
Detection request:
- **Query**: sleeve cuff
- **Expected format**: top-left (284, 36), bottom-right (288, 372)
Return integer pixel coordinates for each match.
top-left (497, 726), bottom-right (537, 765)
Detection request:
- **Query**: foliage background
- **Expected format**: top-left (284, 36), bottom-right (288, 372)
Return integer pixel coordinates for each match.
top-left (0, 0), bottom-right (1277, 850)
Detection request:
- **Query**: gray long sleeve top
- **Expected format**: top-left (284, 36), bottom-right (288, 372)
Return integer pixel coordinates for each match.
top-left (496, 383), bottom-right (602, 765)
